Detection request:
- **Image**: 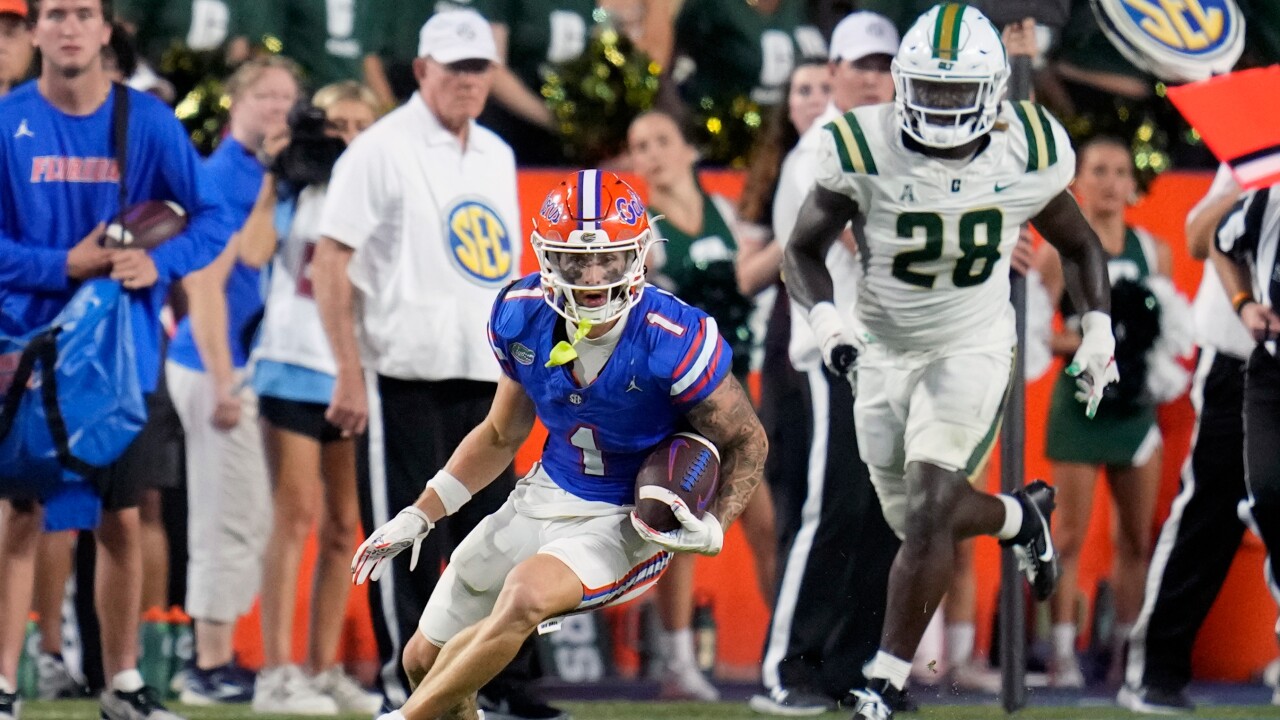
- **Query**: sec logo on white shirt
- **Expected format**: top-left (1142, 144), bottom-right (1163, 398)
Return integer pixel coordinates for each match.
top-left (446, 199), bottom-right (514, 287)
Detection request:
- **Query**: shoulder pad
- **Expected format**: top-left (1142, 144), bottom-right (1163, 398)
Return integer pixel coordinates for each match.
top-left (1009, 100), bottom-right (1062, 173)
top-left (490, 277), bottom-right (542, 339)
top-left (824, 111), bottom-right (879, 175)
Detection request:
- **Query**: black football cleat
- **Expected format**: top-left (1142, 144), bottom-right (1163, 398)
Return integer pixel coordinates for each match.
top-left (1001, 479), bottom-right (1060, 602)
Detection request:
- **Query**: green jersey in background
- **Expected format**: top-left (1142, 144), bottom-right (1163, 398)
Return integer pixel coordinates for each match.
top-left (117, 0), bottom-right (248, 67)
top-left (239, 0), bottom-right (362, 89)
top-left (673, 0), bottom-right (825, 107)
top-left (472, 0), bottom-right (596, 95)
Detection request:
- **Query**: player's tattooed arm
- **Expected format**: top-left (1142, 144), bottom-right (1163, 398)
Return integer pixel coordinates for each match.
top-left (782, 186), bottom-right (861, 312)
top-left (1031, 189), bottom-right (1111, 315)
top-left (686, 374), bottom-right (768, 529)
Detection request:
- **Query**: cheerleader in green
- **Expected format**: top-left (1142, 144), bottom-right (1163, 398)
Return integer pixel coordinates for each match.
top-left (628, 109), bottom-right (777, 701)
top-left (1034, 137), bottom-right (1174, 688)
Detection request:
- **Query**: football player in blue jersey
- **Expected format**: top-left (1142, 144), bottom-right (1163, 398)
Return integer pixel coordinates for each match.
top-left (0, 1), bottom-right (231, 719)
top-left (350, 170), bottom-right (768, 720)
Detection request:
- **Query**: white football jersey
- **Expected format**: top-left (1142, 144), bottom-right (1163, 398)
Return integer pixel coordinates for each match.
top-left (814, 100), bottom-right (1075, 351)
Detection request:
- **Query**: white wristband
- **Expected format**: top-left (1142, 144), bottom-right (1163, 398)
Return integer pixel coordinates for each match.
top-left (1079, 310), bottom-right (1111, 337)
top-left (426, 470), bottom-right (472, 516)
top-left (807, 301), bottom-right (844, 344)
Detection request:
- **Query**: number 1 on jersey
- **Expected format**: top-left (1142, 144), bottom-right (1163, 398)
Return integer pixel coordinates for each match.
top-left (570, 426), bottom-right (605, 476)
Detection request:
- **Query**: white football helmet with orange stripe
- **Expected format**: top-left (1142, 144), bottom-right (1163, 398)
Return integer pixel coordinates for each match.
top-left (531, 169), bottom-right (655, 325)
top-left (891, 3), bottom-right (1009, 149)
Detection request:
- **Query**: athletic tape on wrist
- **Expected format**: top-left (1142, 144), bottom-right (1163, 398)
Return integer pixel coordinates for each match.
top-left (1079, 310), bottom-right (1111, 337)
top-left (427, 470), bottom-right (472, 516)
top-left (808, 302), bottom-right (844, 345)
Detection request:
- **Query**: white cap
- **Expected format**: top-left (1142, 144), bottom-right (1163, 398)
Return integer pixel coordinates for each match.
top-left (829, 11), bottom-right (900, 63)
top-left (418, 9), bottom-right (498, 64)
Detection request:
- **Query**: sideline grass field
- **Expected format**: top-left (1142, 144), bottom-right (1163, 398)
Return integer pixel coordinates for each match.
top-left (18, 701), bottom-right (1280, 720)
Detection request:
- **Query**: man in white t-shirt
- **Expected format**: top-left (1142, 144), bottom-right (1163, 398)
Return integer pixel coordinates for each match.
top-left (751, 11), bottom-right (903, 717)
top-left (312, 11), bottom-right (559, 719)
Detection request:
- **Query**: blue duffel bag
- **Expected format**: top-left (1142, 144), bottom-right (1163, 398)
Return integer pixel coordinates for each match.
top-left (0, 279), bottom-right (148, 498)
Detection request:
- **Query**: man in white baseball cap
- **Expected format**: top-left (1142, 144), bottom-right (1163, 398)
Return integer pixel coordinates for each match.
top-left (316, 5), bottom-right (564, 720)
top-left (749, 9), bottom-right (904, 718)
top-left (417, 8), bottom-right (498, 65)
top-left (828, 10), bottom-right (899, 108)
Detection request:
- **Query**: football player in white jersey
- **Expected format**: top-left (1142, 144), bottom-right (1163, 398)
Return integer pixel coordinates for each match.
top-left (782, 4), bottom-right (1118, 718)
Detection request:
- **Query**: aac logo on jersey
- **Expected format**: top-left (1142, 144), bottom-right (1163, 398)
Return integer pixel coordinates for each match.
top-left (446, 199), bottom-right (514, 287)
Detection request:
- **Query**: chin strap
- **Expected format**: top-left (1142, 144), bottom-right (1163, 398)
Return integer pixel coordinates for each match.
top-left (546, 318), bottom-right (594, 368)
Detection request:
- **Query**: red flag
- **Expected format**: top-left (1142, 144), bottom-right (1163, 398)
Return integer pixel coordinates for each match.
top-left (1166, 66), bottom-right (1280, 189)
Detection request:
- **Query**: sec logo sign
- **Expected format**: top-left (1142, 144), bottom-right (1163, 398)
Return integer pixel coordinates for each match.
top-left (1122, 0), bottom-right (1233, 53)
top-left (446, 200), bottom-right (514, 287)
top-left (1092, 0), bottom-right (1243, 83)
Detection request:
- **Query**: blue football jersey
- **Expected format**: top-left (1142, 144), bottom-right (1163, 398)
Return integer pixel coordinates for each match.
top-left (487, 274), bottom-right (732, 505)
top-left (0, 81), bottom-right (233, 391)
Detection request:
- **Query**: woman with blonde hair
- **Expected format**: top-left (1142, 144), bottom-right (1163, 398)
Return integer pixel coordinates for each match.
top-left (237, 80), bottom-right (384, 715)
top-left (168, 54), bottom-right (301, 707)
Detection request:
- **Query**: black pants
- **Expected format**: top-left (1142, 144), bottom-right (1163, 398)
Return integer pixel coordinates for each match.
top-left (760, 365), bottom-right (900, 699)
top-left (1245, 345), bottom-right (1280, 597)
top-left (1127, 348), bottom-right (1247, 692)
top-left (357, 376), bottom-right (529, 705)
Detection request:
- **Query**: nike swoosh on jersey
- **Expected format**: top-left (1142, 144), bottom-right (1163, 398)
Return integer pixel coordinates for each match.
top-left (994, 182), bottom-right (1016, 192)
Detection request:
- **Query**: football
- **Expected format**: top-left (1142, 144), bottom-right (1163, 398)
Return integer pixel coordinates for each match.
top-left (634, 432), bottom-right (720, 534)
top-left (103, 200), bottom-right (188, 250)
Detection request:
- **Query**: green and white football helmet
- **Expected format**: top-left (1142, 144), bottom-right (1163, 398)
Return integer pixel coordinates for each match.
top-left (891, 3), bottom-right (1009, 149)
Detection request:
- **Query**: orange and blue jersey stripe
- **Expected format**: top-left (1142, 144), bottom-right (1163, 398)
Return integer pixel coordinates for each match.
top-left (671, 316), bottom-right (728, 406)
top-left (580, 551), bottom-right (671, 607)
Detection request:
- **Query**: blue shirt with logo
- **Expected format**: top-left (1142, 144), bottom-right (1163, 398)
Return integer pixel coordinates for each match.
top-left (0, 81), bottom-right (233, 392)
top-left (168, 136), bottom-right (265, 371)
top-left (487, 274), bottom-right (731, 505)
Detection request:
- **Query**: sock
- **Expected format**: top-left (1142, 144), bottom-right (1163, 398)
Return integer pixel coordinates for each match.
top-left (1053, 623), bottom-right (1077, 659)
top-left (946, 623), bottom-right (976, 666)
top-left (0, 675), bottom-right (12, 694)
top-left (112, 668), bottom-right (144, 693)
top-left (869, 651), bottom-right (912, 691)
top-left (668, 628), bottom-right (697, 671)
top-left (1112, 622), bottom-right (1133, 652)
top-left (996, 494), bottom-right (1024, 541)
top-left (377, 711), bottom-right (406, 720)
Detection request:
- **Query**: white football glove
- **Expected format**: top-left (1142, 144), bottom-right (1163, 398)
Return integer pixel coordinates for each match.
top-left (351, 506), bottom-right (433, 585)
top-left (630, 486), bottom-right (724, 556)
top-left (808, 302), bottom-right (862, 380)
top-left (1067, 310), bottom-right (1120, 419)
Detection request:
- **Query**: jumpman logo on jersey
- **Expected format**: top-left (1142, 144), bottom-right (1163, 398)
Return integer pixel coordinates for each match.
top-left (626, 376), bottom-right (643, 393)
top-left (13, 120), bottom-right (34, 139)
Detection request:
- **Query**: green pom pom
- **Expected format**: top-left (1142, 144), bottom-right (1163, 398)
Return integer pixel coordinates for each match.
top-left (541, 12), bottom-right (660, 166)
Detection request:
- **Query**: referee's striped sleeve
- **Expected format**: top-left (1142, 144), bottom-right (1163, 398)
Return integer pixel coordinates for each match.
top-left (1216, 185), bottom-right (1271, 261)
